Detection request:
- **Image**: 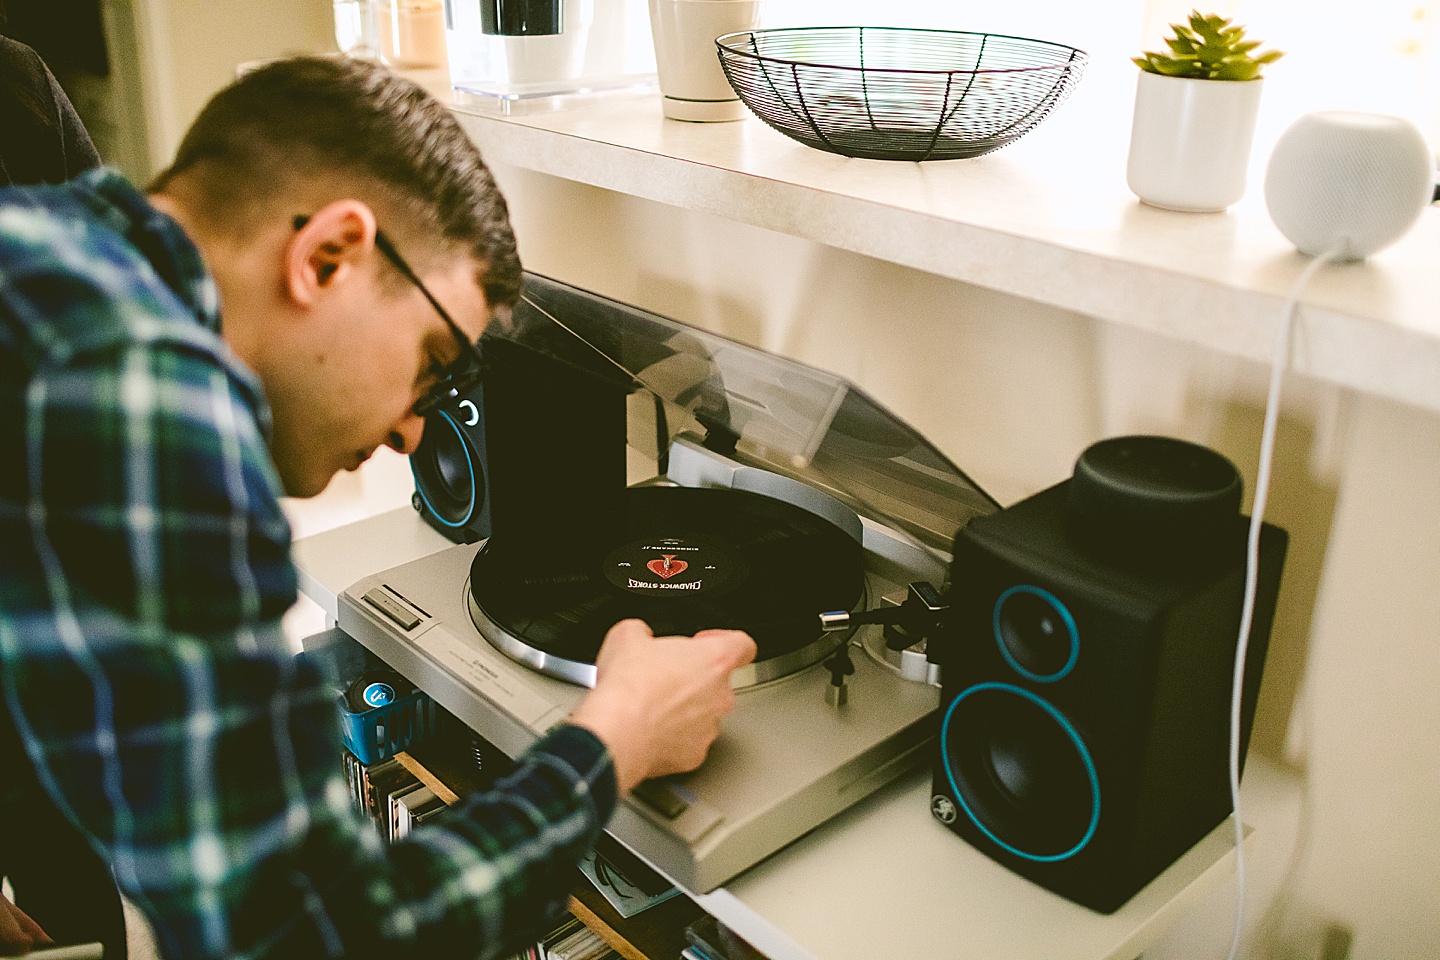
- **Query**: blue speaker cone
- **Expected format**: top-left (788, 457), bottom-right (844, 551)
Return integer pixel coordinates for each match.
top-left (412, 407), bottom-right (481, 529)
top-left (941, 682), bottom-right (1100, 862)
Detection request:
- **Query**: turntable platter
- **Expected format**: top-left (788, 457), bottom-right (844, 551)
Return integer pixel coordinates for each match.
top-left (468, 486), bottom-right (866, 685)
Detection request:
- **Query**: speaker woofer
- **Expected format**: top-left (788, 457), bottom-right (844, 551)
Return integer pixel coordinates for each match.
top-left (412, 405), bottom-right (485, 530)
top-left (941, 682), bottom-right (1099, 862)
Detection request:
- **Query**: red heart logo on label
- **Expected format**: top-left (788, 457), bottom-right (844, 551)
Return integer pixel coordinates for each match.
top-left (647, 555), bottom-right (688, 579)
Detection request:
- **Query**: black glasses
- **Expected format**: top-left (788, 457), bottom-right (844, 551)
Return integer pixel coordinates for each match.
top-left (293, 215), bottom-right (486, 417)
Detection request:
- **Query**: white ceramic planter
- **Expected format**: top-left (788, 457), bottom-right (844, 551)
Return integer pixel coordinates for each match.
top-left (1126, 71), bottom-right (1264, 212)
top-left (648, 0), bottom-right (761, 121)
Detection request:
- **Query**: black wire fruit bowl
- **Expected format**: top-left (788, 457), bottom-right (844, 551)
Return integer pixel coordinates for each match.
top-left (715, 26), bottom-right (1088, 161)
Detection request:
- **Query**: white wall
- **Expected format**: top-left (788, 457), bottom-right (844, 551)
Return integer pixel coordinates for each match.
top-left (108, 0), bottom-right (336, 180)
top-left (487, 162), bottom-right (1440, 960)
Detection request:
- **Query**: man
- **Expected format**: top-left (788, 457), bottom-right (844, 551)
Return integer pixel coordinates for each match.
top-left (0, 54), bottom-right (755, 960)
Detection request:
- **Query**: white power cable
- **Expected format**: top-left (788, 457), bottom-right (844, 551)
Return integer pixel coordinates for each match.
top-left (1225, 248), bottom-right (1336, 960)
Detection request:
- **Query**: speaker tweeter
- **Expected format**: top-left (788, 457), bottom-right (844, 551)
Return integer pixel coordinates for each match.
top-left (409, 331), bottom-right (629, 547)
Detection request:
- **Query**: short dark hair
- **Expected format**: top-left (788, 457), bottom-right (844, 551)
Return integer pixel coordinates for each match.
top-left (151, 56), bottom-right (521, 310)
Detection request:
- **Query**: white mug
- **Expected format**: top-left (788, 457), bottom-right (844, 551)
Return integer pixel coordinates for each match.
top-left (648, 0), bottom-right (761, 121)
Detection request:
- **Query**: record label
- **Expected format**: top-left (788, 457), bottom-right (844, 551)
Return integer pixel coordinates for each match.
top-left (602, 536), bottom-right (745, 597)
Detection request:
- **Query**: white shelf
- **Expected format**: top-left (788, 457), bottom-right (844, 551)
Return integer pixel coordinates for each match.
top-left (697, 770), bottom-right (1247, 960)
top-left (448, 84), bottom-right (1440, 415)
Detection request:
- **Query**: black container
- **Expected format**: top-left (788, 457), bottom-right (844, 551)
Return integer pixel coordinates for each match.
top-left (480, 0), bottom-right (562, 36)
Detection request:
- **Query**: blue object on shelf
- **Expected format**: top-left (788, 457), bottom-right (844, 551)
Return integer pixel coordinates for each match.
top-left (339, 688), bottom-right (439, 765)
top-left (300, 627), bottom-right (441, 765)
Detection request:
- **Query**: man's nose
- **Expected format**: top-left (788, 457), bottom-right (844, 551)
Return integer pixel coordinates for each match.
top-left (387, 413), bottom-right (426, 456)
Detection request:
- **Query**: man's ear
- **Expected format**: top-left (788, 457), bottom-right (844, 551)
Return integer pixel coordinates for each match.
top-left (285, 199), bottom-right (379, 306)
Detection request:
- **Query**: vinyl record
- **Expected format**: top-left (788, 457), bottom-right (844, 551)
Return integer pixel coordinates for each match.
top-left (468, 486), bottom-right (865, 680)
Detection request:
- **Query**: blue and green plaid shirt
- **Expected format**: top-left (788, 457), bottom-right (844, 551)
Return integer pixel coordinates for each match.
top-left (0, 169), bottom-right (617, 959)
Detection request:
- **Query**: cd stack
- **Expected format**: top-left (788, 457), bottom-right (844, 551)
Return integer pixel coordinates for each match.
top-left (534, 917), bottom-right (619, 960)
top-left (390, 782), bottom-right (446, 839)
top-left (341, 751), bottom-right (421, 841)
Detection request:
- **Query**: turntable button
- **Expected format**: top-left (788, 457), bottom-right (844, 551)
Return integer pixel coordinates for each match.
top-left (632, 780), bottom-right (689, 819)
top-left (363, 588), bottom-right (422, 631)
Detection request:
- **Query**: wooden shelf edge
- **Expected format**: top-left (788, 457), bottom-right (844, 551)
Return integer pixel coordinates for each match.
top-left (395, 751), bottom-right (462, 805)
top-left (568, 893), bottom-right (648, 960)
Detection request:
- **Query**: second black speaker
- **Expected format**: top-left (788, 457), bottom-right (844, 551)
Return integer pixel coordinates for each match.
top-left (410, 335), bottom-right (627, 545)
top-left (411, 377), bottom-right (492, 543)
top-left (930, 435), bottom-right (1287, 913)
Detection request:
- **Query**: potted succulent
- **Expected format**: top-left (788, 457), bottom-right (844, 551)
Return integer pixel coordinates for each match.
top-left (1126, 11), bottom-right (1284, 211)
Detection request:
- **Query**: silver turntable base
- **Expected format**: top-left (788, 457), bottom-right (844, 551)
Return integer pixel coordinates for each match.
top-left (337, 443), bottom-right (947, 892)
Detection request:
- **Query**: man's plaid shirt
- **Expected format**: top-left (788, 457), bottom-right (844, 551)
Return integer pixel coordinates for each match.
top-left (0, 169), bottom-right (616, 959)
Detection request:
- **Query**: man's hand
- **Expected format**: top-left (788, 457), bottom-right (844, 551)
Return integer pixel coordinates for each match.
top-left (0, 893), bottom-right (50, 957)
top-left (568, 619), bottom-right (757, 794)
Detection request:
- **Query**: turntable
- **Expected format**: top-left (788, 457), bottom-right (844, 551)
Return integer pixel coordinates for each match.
top-left (337, 272), bottom-right (998, 892)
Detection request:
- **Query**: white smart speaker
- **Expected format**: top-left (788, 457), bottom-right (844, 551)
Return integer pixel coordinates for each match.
top-left (1263, 111), bottom-right (1434, 261)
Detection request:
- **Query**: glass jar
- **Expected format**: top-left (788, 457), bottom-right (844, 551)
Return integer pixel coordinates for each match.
top-left (376, 0), bottom-right (450, 69)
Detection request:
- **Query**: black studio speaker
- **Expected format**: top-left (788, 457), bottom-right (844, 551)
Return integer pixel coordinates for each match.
top-left (411, 336), bottom-right (628, 545)
top-left (411, 377), bottom-right (492, 543)
top-left (930, 435), bottom-right (1287, 913)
